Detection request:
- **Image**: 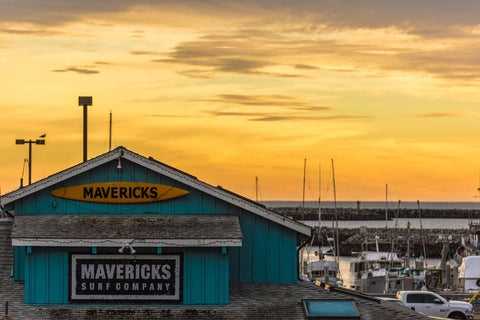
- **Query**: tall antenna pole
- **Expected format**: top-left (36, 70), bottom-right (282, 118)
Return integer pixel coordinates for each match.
top-left (109, 110), bottom-right (112, 151)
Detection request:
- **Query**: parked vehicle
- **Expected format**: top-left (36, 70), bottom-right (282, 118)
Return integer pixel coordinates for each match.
top-left (396, 291), bottom-right (473, 320)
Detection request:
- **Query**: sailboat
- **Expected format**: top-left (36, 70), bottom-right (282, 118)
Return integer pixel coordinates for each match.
top-left (305, 160), bottom-right (343, 286)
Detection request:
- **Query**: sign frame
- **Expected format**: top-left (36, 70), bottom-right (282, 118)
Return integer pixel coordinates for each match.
top-left (69, 253), bottom-right (183, 303)
top-left (52, 182), bottom-right (189, 204)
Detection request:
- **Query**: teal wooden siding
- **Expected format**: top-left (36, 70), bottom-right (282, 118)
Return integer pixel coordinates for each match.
top-left (13, 158), bottom-right (300, 295)
top-left (13, 247), bottom-right (26, 281)
top-left (229, 212), bottom-right (298, 283)
top-left (181, 248), bottom-right (229, 304)
top-left (24, 247), bottom-right (228, 305)
top-left (25, 247), bottom-right (69, 304)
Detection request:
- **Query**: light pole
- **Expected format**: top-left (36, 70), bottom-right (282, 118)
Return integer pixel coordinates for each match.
top-left (78, 96), bottom-right (93, 162)
top-left (15, 136), bottom-right (46, 185)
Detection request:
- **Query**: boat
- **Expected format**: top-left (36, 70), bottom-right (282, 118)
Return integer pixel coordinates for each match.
top-left (452, 219), bottom-right (480, 292)
top-left (348, 235), bottom-right (404, 293)
top-left (458, 256), bottom-right (480, 293)
top-left (305, 231), bottom-right (343, 286)
top-left (454, 220), bottom-right (480, 265)
top-left (307, 260), bottom-right (342, 286)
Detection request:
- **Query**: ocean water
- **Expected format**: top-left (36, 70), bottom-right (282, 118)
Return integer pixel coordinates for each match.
top-left (263, 201), bottom-right (480, 210)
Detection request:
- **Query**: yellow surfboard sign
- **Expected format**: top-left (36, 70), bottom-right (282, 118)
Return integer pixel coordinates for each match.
top-left (51, 182), bottom-right (189, 204)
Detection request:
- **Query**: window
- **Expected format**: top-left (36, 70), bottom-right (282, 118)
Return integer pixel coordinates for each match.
top-left (301, 299), bottom-right (360, 319)
top-left (406, 294), bottom-right (423, 303)
top-left (423, 294), bottom-right (438, 303)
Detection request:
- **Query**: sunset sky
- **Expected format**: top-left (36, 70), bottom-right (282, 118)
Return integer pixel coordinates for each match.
top-left (2, 1), bottom-right (480, 202)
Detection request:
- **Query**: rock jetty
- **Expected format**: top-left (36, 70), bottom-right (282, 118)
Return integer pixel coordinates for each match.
top-left (270, 207), bottom-right (480, 221)
top-left (270, 207), bottom-right (470, 257)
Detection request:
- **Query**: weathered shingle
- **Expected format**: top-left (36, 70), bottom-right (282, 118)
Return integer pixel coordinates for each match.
top-left (12, 214), bottom-right (242, 240)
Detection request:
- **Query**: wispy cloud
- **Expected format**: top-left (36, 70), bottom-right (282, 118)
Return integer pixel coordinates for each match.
top-left (294, 64), bottom-right (318, 70)
top-left (144, 114), bottom-right (197, 118)
top-left (250, 115), bottom-right (373, 122)
top-left (413, 112), bottom-right (464, 118)
top-left (202, 94), bottom-right (331, 111)
top-left (130, 50), bottom-right (159, 55)
top-left (206, 110), bottom-right (372, 122)
top-left (0, 27), bottom-right (59, 35)
top-left (52, 67), bottom-right (99, 74)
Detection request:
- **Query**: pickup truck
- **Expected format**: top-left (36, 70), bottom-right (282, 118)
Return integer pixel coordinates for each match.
top-left (396, 291), bottom-right (473, 320)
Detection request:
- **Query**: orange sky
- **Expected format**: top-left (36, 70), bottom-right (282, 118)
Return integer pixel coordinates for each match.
top-left (2, 1), bottom-right (480, 202)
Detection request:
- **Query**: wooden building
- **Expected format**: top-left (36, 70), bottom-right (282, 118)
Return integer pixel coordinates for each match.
top-left (2, 146), bottom-right (311, 306)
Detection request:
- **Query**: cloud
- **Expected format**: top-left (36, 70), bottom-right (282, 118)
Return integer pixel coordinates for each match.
top-left (144, 114), bottom-right (198, 118)
top-left (249, 115), bottom-right (373, 122)
top-left (0, 1), bottom-right (478, 38)
top-left (202, 94), bottom-right (331, 111)
top-left (0, 27), bottom-right (59, 35)
top-left (206, 110), bottom-right (372, 122)
top-left (414, 112), bottom-right (464, 118)
top-left (130, 50), bottom-right (159, 55)
top-left (155, 56), bottom-right (278, 76)
top-left (5, 1), bottom-right (480, 83)
top-left (52, 67), bottom-right (99, 74)
top-left (294, 64), bottom-right (318, 70)
top-left (177, 69), bottom-right (215, 79)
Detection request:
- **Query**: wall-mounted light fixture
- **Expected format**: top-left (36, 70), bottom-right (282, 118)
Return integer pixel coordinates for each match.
top-left (118, 243), bottom-right (136, 254)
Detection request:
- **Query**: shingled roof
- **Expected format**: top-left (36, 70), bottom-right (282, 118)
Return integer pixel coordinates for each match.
top-left (12, 214), bottom-right (242, 247)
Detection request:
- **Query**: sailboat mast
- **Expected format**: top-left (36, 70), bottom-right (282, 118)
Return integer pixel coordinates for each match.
top-left (318, 163), bottom-right (322, 260)
top-left (418, 200), bottom-right (428, 266)
top-left (255, 176), bottom-right (258, 202)
top-left (318, 163), bottom-right (321, 231)
top-left (331, 159), bottom-right (340, 261)
top-left (302, 158), bottom-right (306, 221)
top-left (385, 184), bottom-right (388, 228)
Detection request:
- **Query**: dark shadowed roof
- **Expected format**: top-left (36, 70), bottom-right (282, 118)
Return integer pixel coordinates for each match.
top-left (11, 214), bottom-right (242, 247)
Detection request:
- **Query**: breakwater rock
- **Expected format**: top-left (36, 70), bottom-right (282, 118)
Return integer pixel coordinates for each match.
top-left (309, 227), bottom-right (467, 257)
top-left (270, 207), bottom-right (480, 221)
